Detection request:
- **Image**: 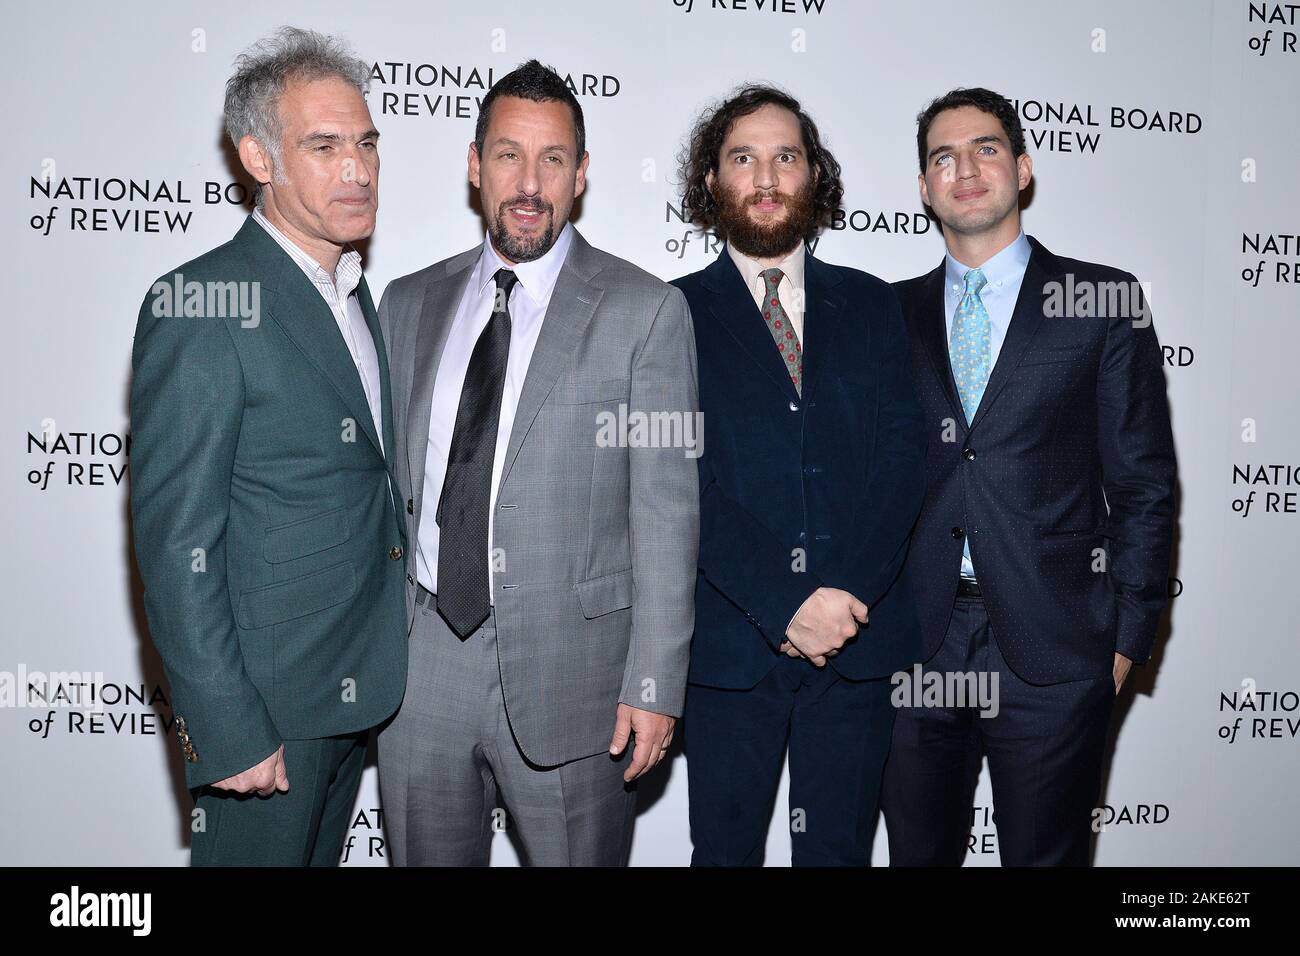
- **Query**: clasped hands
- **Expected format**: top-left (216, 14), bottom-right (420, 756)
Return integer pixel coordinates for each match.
top-left (777, 586), bottom-right (868, 668)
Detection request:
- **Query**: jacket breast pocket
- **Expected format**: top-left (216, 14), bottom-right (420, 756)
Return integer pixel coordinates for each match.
top-left (1019, 345), bottom-right (1086, 367)
top-left (237, 562), bottom-right (357, 630)
top-left (575, 567), bottom-right (634, 619)
top-left (551, 379), bottom-right (626, 405)
top-left (263, 507), bottom-right (351, 563)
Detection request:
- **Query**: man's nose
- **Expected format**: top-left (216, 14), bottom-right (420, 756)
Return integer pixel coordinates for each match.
top-left (954, 149), bottom-right (980, 180)
top-left (517, 162), bottom-right (542, 197)
top-left (339, 146), bottom-right (374, 188)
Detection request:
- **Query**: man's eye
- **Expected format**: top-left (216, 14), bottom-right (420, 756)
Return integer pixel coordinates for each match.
top-left (935, 154), bottom-right (952, 165)
top-left (735, 155), bottom-right (751, 164)
top-left (315, 145), bottom-right (334, 153)
top-left (979, 145), bottom-right (996, 154)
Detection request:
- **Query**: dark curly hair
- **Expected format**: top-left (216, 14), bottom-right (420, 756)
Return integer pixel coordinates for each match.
top-left (915, 87), bottom-right (1025, 172)
top-left (678, 84), bottom-right (843, 241)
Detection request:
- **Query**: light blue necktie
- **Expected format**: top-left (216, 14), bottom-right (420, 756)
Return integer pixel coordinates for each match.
top-left (949, 267), bottom-right (990, 573)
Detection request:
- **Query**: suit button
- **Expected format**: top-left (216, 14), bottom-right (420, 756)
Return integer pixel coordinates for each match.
top-left (963, 447), bottom-right (976, 461)
top-left (406, 573), bottom-right (414, 585)
top-left (389, 546), bottom-right (403, 560)
top-left (951, 527), bottom-right (965, 539)
top-left (789, 401), bottom-right (800, 412)
top-left (406, 498), bottom-right (414, 515)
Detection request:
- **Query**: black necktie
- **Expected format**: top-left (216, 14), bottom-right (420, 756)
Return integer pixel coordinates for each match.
top-left (436, 268), bottom-right (518, 638)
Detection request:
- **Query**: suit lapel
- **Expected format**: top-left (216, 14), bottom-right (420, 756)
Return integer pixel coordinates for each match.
top-left (236, 218), bottom-right (386, 459)
top-left (700, 248), bottom-right (799, 403)
top-left (408, 249), bottom-right (479, 528)
top-left (494, 229), bottom-right (603, 502)
top-left (966, 236), bottom-right (1054, 433)
top-left (914, 262), bottom-right (966, 430)
top-left (357, 276), bottom-right (404, 529)
top-left (799, 254), bottom-right (845, 402)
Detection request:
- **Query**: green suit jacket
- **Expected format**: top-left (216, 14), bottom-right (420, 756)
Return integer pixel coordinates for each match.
top-left (129, 215), bottom-right (408, 790)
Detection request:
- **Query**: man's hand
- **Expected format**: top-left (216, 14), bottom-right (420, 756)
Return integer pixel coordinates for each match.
top-left (210, 743), bottom-right (288, 797)
top-left (783, 587), bottom-right (868, 667)
top-left (609, 703), bottom-right (675, 782)
top-left (1113, 652), bottom-right (1134, 695)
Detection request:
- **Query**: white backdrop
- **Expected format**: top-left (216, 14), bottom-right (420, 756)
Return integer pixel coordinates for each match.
top-left (3, 0), bottom-right (1297, 865)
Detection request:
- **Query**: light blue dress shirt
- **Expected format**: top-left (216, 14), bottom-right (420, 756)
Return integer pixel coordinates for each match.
top-left (942, 230), bottom-right (1031, 579)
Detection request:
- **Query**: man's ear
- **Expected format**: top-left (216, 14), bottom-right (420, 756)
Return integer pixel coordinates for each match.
top-left (237, 135), bottom-right (273, 189)
top-left (1016, 151), bottom-right (1033, 191)
top-left (574, 150), bottom-right (590, 199)
top-left (705, 168), bottom-right (715, 198)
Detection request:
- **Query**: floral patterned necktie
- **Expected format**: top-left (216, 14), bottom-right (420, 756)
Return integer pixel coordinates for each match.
top-left (760, 267), bottom-right (802, 395)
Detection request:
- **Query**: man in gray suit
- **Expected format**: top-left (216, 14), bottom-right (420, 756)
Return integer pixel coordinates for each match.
top-left (376, 60), bottom-right (699, 866)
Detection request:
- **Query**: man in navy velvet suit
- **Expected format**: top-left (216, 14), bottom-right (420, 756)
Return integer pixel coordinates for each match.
top-left (672, 85), bottom-right (927, 866)
top-left (880, 88), bottom-right (1176, 866)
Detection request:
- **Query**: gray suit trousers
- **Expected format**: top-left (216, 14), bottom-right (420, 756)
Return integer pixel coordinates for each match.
top-left (378, 592), bottom-right (636, 866)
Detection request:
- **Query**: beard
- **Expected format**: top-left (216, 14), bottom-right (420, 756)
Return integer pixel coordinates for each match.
top-left (714, 177), bottom-right (817, 260)
top-left (489, 195), bottom-right (556, 263)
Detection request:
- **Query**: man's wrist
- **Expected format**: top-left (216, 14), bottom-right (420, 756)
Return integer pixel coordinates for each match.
top-left (784, 586), bottom-right (819, 634)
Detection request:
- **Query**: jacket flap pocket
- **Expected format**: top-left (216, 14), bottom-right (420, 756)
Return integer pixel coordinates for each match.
top-left (1037, 523), bottom-right (1106, 538)
top-left (575, 568), bottom-right (634, 619)
top-left (263, 507), bottom-right (351, 563)
top-left (237, 562), bottom-right (356, 630)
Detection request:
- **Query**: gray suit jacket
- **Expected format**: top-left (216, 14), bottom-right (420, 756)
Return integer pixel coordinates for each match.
top-left (378, 226), bottom-right (699, 767)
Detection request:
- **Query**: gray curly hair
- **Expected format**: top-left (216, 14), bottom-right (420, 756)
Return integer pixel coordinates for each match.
top-left (223, 26), bottom-right (370, 207)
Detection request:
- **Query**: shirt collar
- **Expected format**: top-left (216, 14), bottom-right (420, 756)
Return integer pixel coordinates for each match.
top-left (727, 241), bottom-right (806, 300)
top-left (944, 229), bottom-right (1030, 294)
top-left (473, 220), bottom-right (575, 305)
top-left (252, 207), bottom-right (363, 296)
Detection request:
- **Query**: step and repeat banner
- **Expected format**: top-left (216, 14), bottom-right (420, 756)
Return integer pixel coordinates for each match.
top-left (3, 0), bottom-right (1296, 866)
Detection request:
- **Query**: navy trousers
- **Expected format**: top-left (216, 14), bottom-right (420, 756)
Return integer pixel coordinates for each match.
top-left (684, 656), bottom-right (895, 866)
top-left (880, 593), bottom-right (1115, 866)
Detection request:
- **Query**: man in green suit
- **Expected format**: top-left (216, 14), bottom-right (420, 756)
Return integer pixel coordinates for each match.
top-left (129, 27), bottom-right (407, 866)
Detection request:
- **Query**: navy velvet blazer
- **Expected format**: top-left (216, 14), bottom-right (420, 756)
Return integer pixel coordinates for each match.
top-left (673, 247), bottom-right (926, 690)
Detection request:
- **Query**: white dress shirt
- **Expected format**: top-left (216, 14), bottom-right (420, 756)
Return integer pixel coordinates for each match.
top-left (417, 221), bottom-right (576, 597)
top-left (252, 208), bottom-right (385, 452)
top-left (728, 241), bottom-right (807, 343)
